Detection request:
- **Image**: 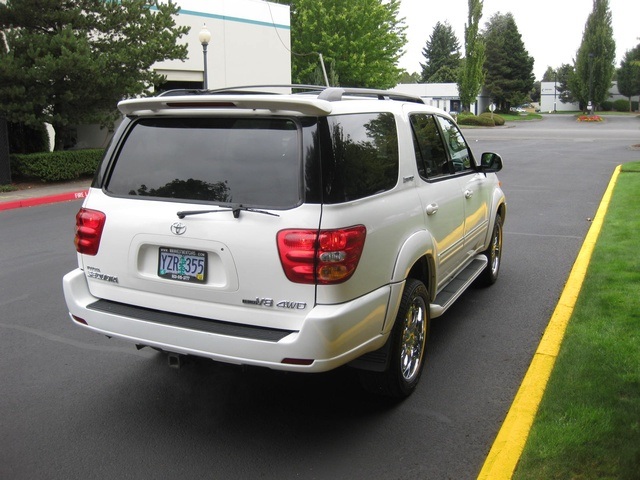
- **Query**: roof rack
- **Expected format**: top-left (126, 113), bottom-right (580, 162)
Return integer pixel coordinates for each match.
top-left (158, 84), bottom-right (425, 105)
top-left (317, 87), bottom-right (424, 104)
top-left (158, 85), bottom-right (324, 97)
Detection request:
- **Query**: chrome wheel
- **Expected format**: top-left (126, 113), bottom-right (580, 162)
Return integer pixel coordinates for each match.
top-left (400, 294), bottom-right (427, 382)
top-left (489, 217), bottom-right (503, 277)
top-left (357, 279), bottom-right (430, 398)
top-left (477, 214), bottom-right (503, 287)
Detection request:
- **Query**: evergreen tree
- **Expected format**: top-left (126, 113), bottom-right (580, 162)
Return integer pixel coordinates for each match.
top-left (482, 12), bottom-right (534, 111)
top-left (0, 0), bottom-right (189, 150)
top-left (282, 0), bottom-right (406, 88)
top-left (420, 21), bottom-right (461, 83)
top-left (570, 0), bottom-right (615, 109)
top-left (616, 44), bottom-right (640, 111)
top-left (542, 66), bottom-right (556, 82)
top-left (457, 0), bottom-right (485, 111)
top-left (398, 71), bottom-right (421, 84)
top-left (556, 63), bottom-right (578, 104)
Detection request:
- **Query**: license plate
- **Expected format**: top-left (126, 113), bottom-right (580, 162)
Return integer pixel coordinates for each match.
top-left (158, 247), bottom-right (207, 283)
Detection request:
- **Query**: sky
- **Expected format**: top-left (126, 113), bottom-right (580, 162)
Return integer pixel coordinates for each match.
top-left (397, 0), bottom-right (640, 80)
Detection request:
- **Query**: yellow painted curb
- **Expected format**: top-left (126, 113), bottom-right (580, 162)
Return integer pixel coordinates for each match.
top-left (477, 165), bottom-right (622, 480)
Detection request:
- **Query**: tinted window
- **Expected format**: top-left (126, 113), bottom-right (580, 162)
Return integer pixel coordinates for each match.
top-left (321, 113), bottom-right (398, 203)
top-left (435, 116), bottom-right (473, 172)
top-left (410, 114), bottom-right (450, 179)
top-left (106, 117), bottom-right (300, 208)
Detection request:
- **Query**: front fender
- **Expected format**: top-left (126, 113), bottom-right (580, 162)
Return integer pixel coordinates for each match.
top-left (484, 187), bottom-right (507, 246)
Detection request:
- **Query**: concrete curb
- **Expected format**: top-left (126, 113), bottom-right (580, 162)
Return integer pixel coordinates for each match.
top-left (477, 165), bottom-right (622, 479)
top-left (0, 189), bottom-right (88, 211)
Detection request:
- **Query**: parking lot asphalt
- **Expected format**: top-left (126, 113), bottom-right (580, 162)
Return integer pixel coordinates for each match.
top-left (0, 178), bottom-right (91, 211)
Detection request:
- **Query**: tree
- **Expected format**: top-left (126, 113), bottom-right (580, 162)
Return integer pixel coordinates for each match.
top-left (556, 63), bottom-right (578, 104)
top-left (542, 66), bottom-right (556, 82)
top-left (420, 21), bottom-right (461, 83)
top-left (279, 0), bottom-right (406, 88)
top-left (457, 0), bottom-right (485, 112)
top-left (482, 12), bottom-right (534, 111)
top-left (0, 0), bottom-right (189, 150)
top-left (617, 44), bottom-right (640, 111)
top-left (398, 70), bottom-right (421, 84)
top-left (570, 0), bottom-right (616, 109)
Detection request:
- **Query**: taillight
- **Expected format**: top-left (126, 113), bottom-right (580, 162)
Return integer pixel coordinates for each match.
top-left (277, 225), bottom-right (366, 284)
top-left (74, 208), bottom-right (106, 256)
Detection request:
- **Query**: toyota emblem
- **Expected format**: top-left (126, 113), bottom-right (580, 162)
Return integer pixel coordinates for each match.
top-left (170, 222), bottom-right (187, 235)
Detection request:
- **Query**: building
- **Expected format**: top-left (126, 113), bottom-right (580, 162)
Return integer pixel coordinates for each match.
top-left (540, 81), bottom-right (640, 112)
top-left (154, 0), bottom-right (290, 91)
top-left (75, 0), bottom-right (291, 149)
top-left (392, 83), bottom-right (492, 115)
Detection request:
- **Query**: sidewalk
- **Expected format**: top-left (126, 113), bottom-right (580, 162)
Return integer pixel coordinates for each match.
top-left (0, 178), bottom-right (91, 211)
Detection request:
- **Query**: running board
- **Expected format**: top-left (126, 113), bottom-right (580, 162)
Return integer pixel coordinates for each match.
top-left (430, 256), bottom-right (487, 318)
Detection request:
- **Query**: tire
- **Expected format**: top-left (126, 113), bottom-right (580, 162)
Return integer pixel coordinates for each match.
top-left (477, 213), bottom-right (503, 286)
top-left (359, 279), bottom-right (430, 398)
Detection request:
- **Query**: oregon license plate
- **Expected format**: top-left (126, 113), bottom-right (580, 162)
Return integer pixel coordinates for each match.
top-left (158, 247), bottom-right (207, 283)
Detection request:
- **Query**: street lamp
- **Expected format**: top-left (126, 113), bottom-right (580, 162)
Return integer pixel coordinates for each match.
top-left (199, 25), bottom-right (211, 90)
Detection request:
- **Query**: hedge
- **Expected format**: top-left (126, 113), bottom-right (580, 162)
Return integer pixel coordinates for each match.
top-left (613, 99), bottom-right (630, 112)
top-left (480, 112), bottom-right (505, 126)
top-left (10, 149), bottom-right (104, 182)
top-left (457, 113), bottom-right (504, 127)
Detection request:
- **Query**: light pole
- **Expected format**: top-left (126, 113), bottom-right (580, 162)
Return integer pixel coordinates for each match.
top-left (553, 70), bottom-right (557, 113)
top-left (199, 25), bottom-right (211, 90)
top-left (588, 52), bottom-right (594, 115)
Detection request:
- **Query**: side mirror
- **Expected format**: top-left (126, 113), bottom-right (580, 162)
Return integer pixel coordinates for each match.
top-left (480, 152), bottom-right (503, 172)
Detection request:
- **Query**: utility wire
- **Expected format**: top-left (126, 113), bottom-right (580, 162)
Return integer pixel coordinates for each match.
top-left (266, 2), bottom-right (329, 86)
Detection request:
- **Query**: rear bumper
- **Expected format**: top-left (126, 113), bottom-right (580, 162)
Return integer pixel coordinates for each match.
top-left (62, 268), bottom-right (393, 372)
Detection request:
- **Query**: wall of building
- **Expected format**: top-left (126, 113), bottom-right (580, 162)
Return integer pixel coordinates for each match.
top-left (393, 83), bottom-right (490, 114)
top-left (540, 81), bottom-right (640, 112)
top-left (73, 0), bottom-right (291, 149)
top-left (154, 0), bottom-right (291, 89)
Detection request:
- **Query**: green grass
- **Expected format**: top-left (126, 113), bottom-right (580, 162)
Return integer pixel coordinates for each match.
top-left (513, 161), bottom-right (640, 480)
top-left (0, 183), bottom-right (18, 193)
top-left (501, 112), bottom-right (542, 121)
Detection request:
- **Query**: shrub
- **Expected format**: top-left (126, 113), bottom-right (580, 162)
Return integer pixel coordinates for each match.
top-left (10, 149), bottom-right (104, 182)
top-left (632, 101), bottom-right (639, 112)
top-left (480, 112), bottom-right (505, 126)
top-left (613, 99), bottom-right (630, 112)
top-left (600, 101), bottom-right (613, 111)
top-left (457, 113), bottom-right (499, 126)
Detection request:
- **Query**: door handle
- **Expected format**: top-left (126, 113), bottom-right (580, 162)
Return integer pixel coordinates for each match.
top-left (465, 189), bottom-right (473, 199)
top-left (426, 203), bottom-right (438, 215)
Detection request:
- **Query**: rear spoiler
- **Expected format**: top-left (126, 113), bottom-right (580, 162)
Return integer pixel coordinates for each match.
top-left (118, 95), bottom-right (333, 116)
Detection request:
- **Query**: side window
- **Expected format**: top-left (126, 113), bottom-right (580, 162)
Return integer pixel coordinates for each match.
top-left (321, 113), bottom-right (399, 203)
top-left (410, 114), bottom-right (450, 179)
top-left (436, 116), bottom-right (473, 172)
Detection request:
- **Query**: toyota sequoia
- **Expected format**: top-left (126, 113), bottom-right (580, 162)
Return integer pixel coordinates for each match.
top-left (63, 86), bottom-right (506, 398)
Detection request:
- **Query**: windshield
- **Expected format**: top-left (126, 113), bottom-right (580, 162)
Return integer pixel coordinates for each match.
top-left (106, 117), bottom-right (301, 208)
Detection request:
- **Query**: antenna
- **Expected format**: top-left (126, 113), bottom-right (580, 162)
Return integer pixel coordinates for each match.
top-left (318, 53), bottom-right (330, 87)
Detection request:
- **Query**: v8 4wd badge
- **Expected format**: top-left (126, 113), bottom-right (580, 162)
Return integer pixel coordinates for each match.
top-left (242, 298), bottom-right (307, 310)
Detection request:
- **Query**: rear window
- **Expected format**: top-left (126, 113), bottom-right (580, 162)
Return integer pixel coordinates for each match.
top-left (106, 117), bottom-right (301, 208)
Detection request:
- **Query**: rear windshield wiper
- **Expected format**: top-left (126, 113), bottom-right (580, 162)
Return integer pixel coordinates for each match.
top-left (177, 205), bottom-right (280, 219)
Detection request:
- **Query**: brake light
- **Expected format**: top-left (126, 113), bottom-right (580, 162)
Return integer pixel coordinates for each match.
top-left (277, 226), bottom-right (366, 284)
top-left (74, 208), bottom-right (106, 256)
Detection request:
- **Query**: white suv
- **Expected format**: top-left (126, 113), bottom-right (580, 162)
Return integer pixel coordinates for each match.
top-left (63, 86), bottom-right (506, 398)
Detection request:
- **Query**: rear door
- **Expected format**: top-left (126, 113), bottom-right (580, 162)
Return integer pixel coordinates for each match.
top-left (82, 114), bottom-right (320, 332)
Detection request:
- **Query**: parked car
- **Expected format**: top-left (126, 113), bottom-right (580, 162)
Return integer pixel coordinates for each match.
top-left (63, 86), bottom-right (506, 398)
